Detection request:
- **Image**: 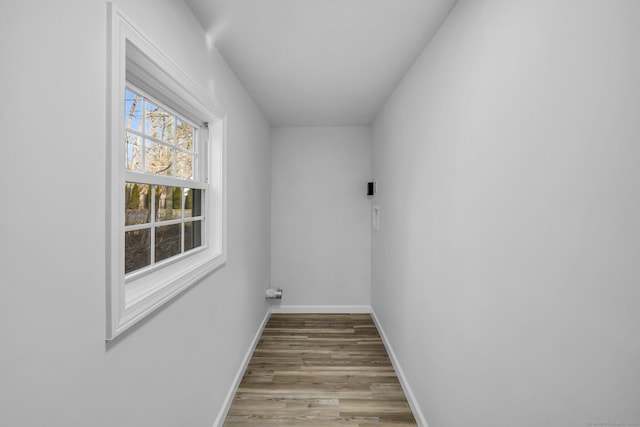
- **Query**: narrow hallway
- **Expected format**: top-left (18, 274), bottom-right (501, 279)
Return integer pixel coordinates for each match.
top-left (3, 1), bottom-right (639, 426)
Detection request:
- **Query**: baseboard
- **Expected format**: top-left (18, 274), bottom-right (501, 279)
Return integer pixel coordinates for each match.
top-left (270, 305), bottom-right (371, 314)
top-left (211, 308), bottom-right (271, 427)
top-left (370, 308), bottom-right (429, 427)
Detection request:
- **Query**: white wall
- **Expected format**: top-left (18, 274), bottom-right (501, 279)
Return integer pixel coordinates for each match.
top-left (372, 1), bottom-right (640, 426)
top-left (271, 127), bottom-right (371, 308)
top-left (0, 1), bottom-right (270, 426)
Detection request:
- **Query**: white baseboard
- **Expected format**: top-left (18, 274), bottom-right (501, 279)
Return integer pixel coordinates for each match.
top-left (270, 305), bottom-right (371, 314)
top-left (211, 308), bottom-right (271, 427)
top-left (370, 308), bottom-right (429, 427)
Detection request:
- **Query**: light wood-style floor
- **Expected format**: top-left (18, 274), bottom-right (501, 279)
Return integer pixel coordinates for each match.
top-left (223, 313), bottom-right (417, 426)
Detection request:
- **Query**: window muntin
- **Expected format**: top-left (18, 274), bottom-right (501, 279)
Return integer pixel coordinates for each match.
top-left (123, 87), bottom-right (205, 277)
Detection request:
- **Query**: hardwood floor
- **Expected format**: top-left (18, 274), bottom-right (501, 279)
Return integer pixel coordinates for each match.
top-left (224, 313), bottom-right (417, 426)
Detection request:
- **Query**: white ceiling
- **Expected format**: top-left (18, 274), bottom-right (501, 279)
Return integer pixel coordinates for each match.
top-left (185, 0), bottom-right (459, 126)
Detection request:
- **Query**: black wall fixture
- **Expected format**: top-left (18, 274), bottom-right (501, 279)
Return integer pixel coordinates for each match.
top-left (367, 181), bottom-right (376, 197)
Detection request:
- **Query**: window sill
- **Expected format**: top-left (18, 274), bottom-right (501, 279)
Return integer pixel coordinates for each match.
top-left (109, 251), bottom-right (225, 339)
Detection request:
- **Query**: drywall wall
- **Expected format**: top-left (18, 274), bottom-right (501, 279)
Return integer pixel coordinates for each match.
top-left (271, 127), bottom-right (371, 308)
top-left (0, 1), bottom-right (270, 426)
top-left (371, 1), bottom-right (640, 426)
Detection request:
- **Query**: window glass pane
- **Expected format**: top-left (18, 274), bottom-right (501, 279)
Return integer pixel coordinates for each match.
top-left (125, 88), bottom-right (142, 132)
top-left (184, 221), bottom-right (202, 252)
top-left (125, 229), bottom-right (150, 274)
top-left (155, 186), bottom-right (182, 222)
top-left (176, 151), bottom-right (193, 179)
top-left (125, 183), bottom-right (150, 225)
top-left (145, 140), bottom-right (174, 176)
top-left (155, 224), bottom-right (181, 262)
top-left (184, 189), bottom-right (202, 218)
top-left (120, 86), bottom-right (208, 280)
top-left (145, 100), bottom-right (174, 143)
top-left (176, 118), bottom-right (193, 150)
top-left (125, 132), bottom-right (143, 171)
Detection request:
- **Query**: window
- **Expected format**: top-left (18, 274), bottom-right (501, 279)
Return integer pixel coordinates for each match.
top-left (124, 87), bottom-right (204, 275)
top-left (107, 5), bottom-right (226, 340)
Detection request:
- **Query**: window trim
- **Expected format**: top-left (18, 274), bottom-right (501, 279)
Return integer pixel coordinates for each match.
top-left (106, 4), bottom-right (226, 340)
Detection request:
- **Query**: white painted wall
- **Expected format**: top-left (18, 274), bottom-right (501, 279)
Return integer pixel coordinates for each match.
top-left (372, 1), bottom-right (640, 426)
top-left (0, 1), bottom-right (270, 426)
top-left (271, 127), bottom-right (371, 308)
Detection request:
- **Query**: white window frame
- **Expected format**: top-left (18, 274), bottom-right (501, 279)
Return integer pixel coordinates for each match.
top-left (106, 4), bottom-right (226, 340)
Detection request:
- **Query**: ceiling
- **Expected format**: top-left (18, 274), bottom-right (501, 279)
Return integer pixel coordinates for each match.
top-left (185, 0), bottom-right (459, 126)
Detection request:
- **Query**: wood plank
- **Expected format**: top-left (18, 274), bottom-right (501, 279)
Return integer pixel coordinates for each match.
top-left (223, 313), bottom-right (417, 426)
